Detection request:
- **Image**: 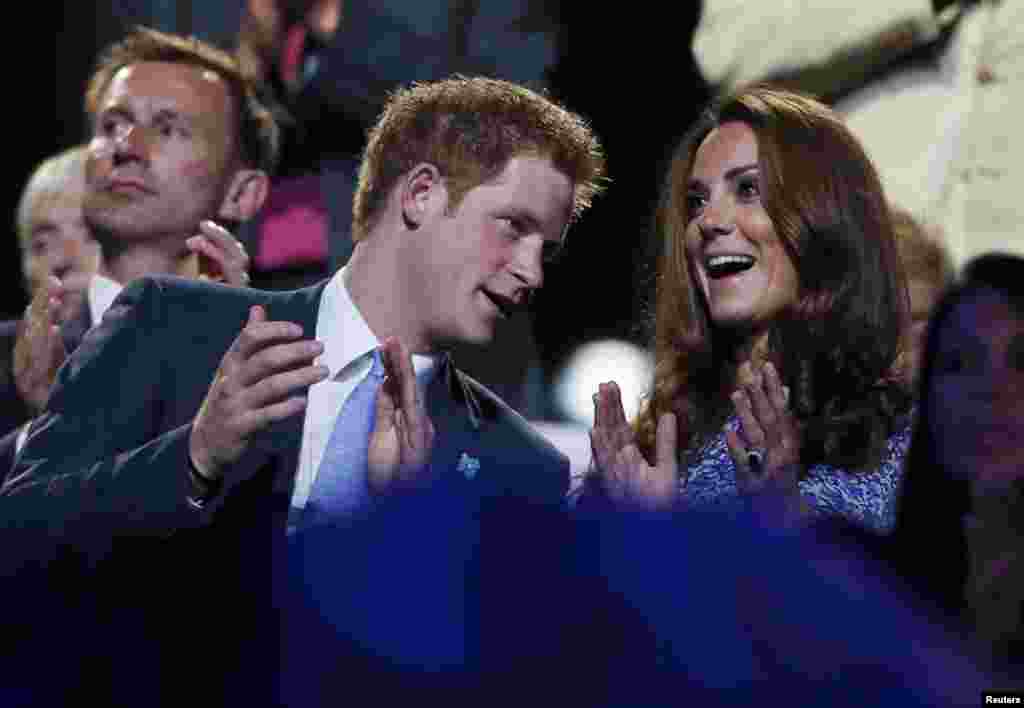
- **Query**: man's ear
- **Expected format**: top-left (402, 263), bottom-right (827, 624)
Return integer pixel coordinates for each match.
top-left (217, 168), bottom-right (270, 223)
top-left (400, 163), bottom-right (445, 229)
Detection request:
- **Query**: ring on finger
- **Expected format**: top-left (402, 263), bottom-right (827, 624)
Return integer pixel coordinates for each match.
top-left (746, 447), bottom-right (766, 475)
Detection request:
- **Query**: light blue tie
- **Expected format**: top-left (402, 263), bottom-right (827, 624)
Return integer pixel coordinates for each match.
top-left (305, 349), bottom-right (386, 524)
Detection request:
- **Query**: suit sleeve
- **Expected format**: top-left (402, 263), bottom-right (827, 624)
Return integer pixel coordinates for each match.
top-left (0, 322), bottom-right (33, 439)
top-left (1, 278), bottom-right (216, 567)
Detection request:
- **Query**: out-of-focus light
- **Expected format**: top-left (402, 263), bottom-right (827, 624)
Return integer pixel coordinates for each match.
top-left (553, 339), bottom-right (653, 426)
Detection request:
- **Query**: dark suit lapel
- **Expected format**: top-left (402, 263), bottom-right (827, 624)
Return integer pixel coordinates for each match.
top-left (426, 354), bottom-right (489, 486)
top-left (261, 281), bottom-right (329, 498)
top-left (60, 301), bottom-right (92, 354)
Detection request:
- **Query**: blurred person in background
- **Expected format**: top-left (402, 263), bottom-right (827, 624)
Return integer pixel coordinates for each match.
top-left (1, 147), bottom-right (100, 437)
top-left (884, 252), bottom-right (1024, 674)
top-left (891, 206), bottom-right (956, 390)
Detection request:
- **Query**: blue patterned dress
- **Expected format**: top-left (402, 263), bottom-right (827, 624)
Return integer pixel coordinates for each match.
top-left (681, 415), bottom-right (914, 534)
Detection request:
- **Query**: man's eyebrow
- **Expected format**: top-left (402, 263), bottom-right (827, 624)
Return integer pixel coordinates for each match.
top-left (97, 105), bottom-right (133, 121)
top-left (30, 222), bottom-right (57, 236)
top-left (153, 107), bottom-right (187, 123)
top-left (97, 105), bottom-right (189, 125)
top-left (517, 210), bottom-right (544, 231)
top-left (505, 208), bottom-right (548, 235)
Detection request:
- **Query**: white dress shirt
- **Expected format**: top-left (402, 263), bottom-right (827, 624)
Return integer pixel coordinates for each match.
top-left (88, 273), bottom-right (124, 329)
top-left (290, 266), bottom-right (441, 513)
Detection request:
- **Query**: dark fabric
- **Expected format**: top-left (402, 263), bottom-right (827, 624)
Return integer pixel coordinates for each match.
top-left (0, 320), bottom-right (32, 441)
top-left (281, 503), bottom-right (993, 707)
top-left (0, 274), bottom-right (567, 704)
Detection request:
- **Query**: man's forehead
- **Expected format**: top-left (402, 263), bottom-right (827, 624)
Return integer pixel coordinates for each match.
top-left (486, 155), bottom-right (574, 213)
top-left (102, 61), bottom-right (229, 109)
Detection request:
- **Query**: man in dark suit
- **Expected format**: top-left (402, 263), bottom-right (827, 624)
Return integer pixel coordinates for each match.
top-left (3, 59), bottom-right (605, 701)
top-left (0, 27), bottom-right (276, 705)
top-left (0, 36), bottom-right (263, 481)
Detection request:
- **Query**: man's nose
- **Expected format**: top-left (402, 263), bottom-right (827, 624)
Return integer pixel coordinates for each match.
top-left (47, 243), bottom-right (75, 279)
top-left (511, 236), bottom-right (544, 290)
top-left (113, 124), bottom-right (149, 164)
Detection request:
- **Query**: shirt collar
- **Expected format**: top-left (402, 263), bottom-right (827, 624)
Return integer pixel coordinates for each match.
top-left (88, 273), bottom-right (124, 326)
top-left (317, 265), bottom-right (442, 386)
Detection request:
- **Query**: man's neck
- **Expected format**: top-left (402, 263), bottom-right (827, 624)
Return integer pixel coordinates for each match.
top-left (99, 241), bottom-right (186, 285)
top-left (344, 237), bottom-right (431, 354)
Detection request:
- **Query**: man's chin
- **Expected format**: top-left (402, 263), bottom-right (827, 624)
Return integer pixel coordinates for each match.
top-left (86, 211), bottom-right (171, 244)
top-left (435, 322), bottom-right (497, 350)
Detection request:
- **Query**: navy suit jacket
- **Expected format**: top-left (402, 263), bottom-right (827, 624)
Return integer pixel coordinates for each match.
top-left (1, 275), bottom-right (567, 703)
top-left (0, 320), bottom-right (31, 441)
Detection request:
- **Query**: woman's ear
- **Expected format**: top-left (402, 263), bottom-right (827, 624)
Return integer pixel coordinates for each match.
top-left (217, 169), bottom-right (270, 223)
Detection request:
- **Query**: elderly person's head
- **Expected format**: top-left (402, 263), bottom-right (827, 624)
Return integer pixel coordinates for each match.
top-left (15, 146), bottom-right (101, 318)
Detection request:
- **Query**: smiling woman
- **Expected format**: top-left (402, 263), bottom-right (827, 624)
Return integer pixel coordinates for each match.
top-left (588, 85), bottom-right (913, 534)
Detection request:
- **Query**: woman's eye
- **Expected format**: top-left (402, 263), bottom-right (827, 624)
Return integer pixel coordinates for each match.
top-left (685, 194), bottom-right (706, 217)
top-left (737, 178), bottom-right (760, 199)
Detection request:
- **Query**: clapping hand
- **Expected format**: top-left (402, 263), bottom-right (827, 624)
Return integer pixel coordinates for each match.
top-left (181, 220), bottom-right (251, 287)
top-left (13, 273), bottom-right (91, 413)
top-left (724, 361), bottom-right (804, 523)
top-left (189, 305), bottom-right (329, 482)
top-left (590, 381), bottom-right (678, 509)
top-left (367, 337), bottom-right (436, 494)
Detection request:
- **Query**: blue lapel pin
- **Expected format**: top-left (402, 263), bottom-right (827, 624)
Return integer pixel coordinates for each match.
top-left (456, 452), bottom-right (481, 480)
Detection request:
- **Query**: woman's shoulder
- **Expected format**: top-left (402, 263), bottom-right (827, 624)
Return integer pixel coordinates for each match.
top-left (800, 412), bottom-right (914, 534)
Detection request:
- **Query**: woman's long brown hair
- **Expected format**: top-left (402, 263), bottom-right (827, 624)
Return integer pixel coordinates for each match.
top-left (636, 85), bottom-right (911, 472)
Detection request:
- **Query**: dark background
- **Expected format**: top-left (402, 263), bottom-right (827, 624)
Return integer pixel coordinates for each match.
top-left (1, 2), bottom-right (708, 391)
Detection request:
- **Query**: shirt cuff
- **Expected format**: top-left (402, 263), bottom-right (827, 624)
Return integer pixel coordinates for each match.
top-left (186, 452), bottom-right (223, 510)
top-left (14, 421), bottom-right (31, 455)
